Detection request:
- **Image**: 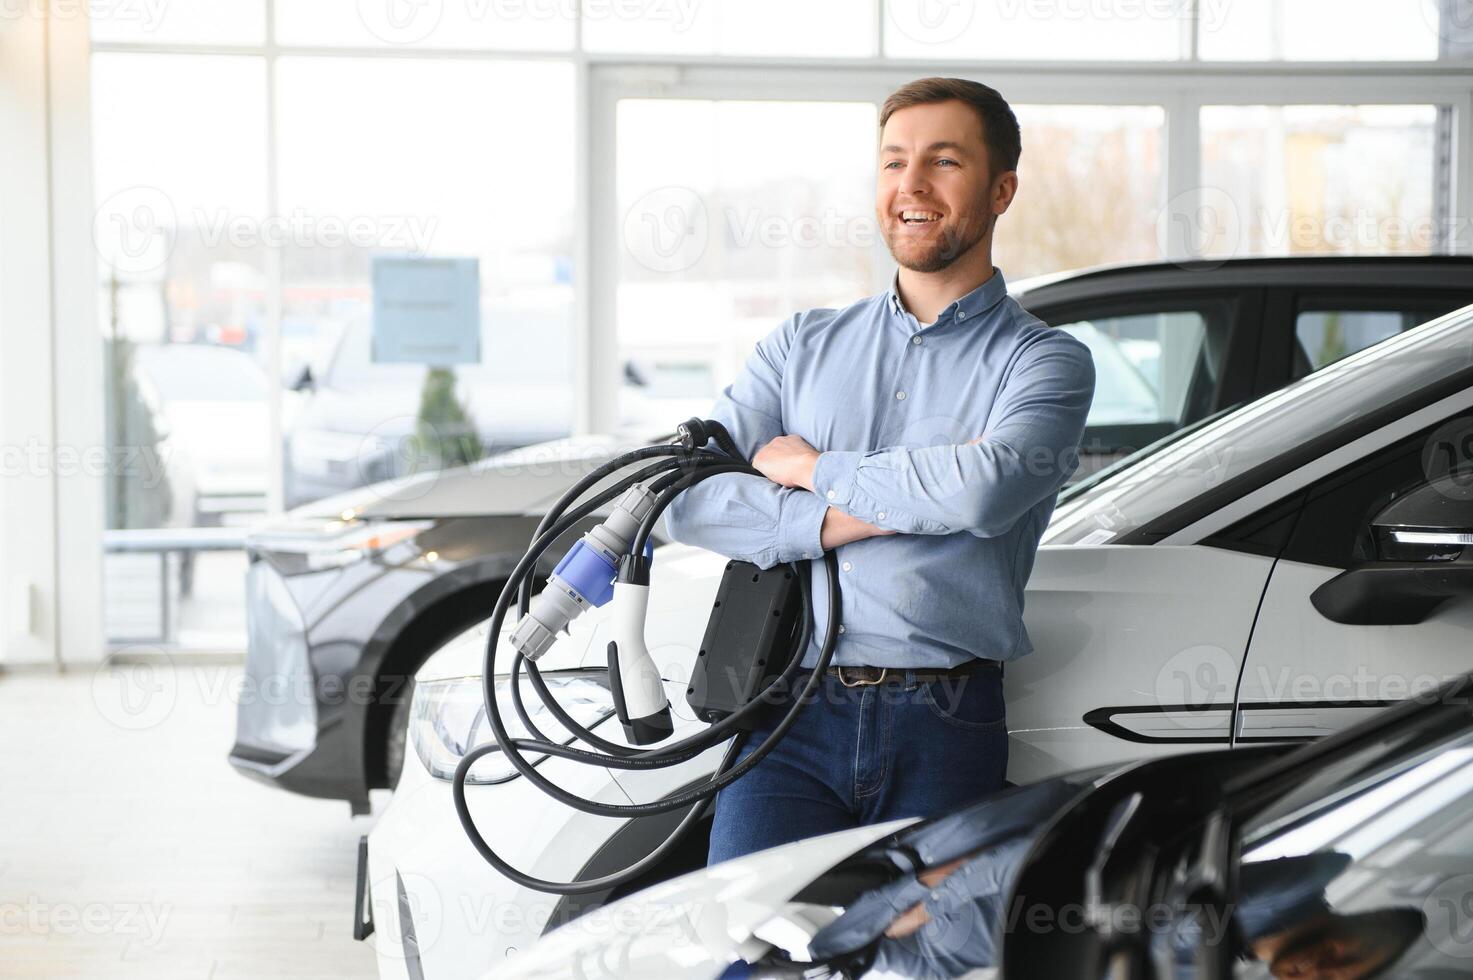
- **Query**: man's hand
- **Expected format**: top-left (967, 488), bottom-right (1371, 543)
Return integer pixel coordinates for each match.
top-left (753, 434), bottom-right (821, 491)
top-left (821, 508), bottom-right (894, 549)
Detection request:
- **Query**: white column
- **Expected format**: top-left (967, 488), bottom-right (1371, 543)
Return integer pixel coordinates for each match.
top-left (0, 2), bottom-right (105, 666)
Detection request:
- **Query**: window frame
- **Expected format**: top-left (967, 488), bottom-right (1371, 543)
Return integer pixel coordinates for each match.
top-left (86, 4), bottom-right (1473, 513)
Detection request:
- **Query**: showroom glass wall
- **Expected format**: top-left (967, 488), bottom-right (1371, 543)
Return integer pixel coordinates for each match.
top-left (88, 0), bottom-right (1473, 648)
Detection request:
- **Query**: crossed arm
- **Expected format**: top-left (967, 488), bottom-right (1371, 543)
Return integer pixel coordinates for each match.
top-left (662, 312), bottom-right (1095, 567)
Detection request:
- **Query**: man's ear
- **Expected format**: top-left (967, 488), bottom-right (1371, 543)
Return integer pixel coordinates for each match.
top-left (992, 171), bottom-right (1019, 216)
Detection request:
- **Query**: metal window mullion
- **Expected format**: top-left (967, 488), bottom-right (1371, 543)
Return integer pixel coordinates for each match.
top-left (263, 0), bottom-right (285, 515)
top-left (1164, 91), bottom-right (1202, 262)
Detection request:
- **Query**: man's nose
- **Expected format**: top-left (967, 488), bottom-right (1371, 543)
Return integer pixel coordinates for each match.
top-left (897, 161), bottom-right (930, 198)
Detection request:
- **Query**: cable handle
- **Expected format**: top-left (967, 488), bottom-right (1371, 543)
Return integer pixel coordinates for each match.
top-left (677, 417), bottom-right (744, 461)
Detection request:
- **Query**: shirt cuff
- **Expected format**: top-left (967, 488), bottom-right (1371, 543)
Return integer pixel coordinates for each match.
top-left (812, 451), bottom-right (863, 509)
top-left (777, 487), bottom-right (828, 563)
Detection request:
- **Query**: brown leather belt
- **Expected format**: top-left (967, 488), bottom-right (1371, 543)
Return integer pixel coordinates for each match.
top-left (825, 660), bottom-right (1001, 688)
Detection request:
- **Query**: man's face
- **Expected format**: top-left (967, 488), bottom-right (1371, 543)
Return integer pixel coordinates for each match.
top-left (876, 99), bottom-right (1014, 274)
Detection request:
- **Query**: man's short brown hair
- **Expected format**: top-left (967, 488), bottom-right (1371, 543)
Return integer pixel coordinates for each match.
top-left (880, 77), bottom-right (1021, 179)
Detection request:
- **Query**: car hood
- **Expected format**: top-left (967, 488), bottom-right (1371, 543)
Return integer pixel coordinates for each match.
top-left (293, 381), bottom-right (572, 444)
top-left (482, 820), bottom-right (918, 980)
top-left (275, 429), bottom-right (669, 521)
top-left (485, 769), bottom-right (1114, 980)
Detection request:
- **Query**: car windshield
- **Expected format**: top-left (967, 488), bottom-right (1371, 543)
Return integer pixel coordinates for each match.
top-left (133, 344), bottom-right (268, 402)
top-left (1044, 303), bottom-right (1473, 545)
top-left (1221, 722), bottom-right (1473, 978)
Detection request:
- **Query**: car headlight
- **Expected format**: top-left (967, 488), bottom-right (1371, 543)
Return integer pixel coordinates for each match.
top-left (410, 672), bottom-right (615, 785)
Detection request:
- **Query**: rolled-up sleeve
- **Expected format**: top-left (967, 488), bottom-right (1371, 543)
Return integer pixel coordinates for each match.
top-left (664, 313), bottom-right (830, 569)
top-left (810, 331), bottom-right (1095, 538)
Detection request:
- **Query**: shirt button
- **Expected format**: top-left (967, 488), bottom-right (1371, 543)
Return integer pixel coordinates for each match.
top-left (895, 391), bottom-right (906, 401)
top-left (826, 489), bottom-right (836, 499)
top-left (912, 336), bottom-right (922, 346)
top-left (842, 561), bottom-right (853, 572)
top-left (957, 310), bottom-right (966, 320)
top-left (838, 624), bottom-right (846, 634)
top-left (876, 512), bottom-right (886, 520)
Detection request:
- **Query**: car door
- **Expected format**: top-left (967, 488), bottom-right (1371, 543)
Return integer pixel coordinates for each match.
top-left (1031, 292), bottom-right (1260, 480)
top-left (1234, 409), bottom-right (1473, 745)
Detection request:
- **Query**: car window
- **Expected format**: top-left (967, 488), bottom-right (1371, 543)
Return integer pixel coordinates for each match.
top-left (1044, 305), bottom-right (1473, 546)
top-left (133, 344), bottom-right (268, 402)
top-left (1058, 311), bottom-right (1218, 427)
top-left (1293, 308), bottom-right (1430, 377)
top-left (1230, 728), bottom-right (1473, 978)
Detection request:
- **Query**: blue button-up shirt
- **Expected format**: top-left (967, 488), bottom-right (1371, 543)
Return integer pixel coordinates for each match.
top-left (664, 268), bottom-right (1095, 668)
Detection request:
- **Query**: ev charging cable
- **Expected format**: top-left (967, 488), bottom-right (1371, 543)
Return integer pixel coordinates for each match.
top-left (452, 420), bottom-right (842, 895)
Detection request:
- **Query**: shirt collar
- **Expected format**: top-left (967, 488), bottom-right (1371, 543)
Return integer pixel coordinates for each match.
top-left (887, 267), bottom-right (1009, 325)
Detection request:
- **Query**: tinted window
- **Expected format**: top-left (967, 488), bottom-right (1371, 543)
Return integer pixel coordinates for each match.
top-left (1294, 308), bottom-right (1431, 377)
top-left (1044, 307), bottom-right (1473, 546)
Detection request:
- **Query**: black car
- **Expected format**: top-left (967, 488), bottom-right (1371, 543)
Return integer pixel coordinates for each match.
top-left (230, 255), bottom-right (1473, 814)
top-left (547, 670), bottom-right (1473, 979)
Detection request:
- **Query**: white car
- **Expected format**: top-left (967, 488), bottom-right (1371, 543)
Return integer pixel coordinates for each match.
top-left (364, 304), bottom-right (1473, 978)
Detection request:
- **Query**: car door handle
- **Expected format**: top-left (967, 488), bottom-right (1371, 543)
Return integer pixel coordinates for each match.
top-left (1083, 704), bottom-right (1234, 744)
top-left (1235, 702), bottom-right (1392, 742)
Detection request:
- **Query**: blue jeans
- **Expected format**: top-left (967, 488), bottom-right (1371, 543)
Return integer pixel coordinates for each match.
top-left (706, 664), bottom-right (1008, 866)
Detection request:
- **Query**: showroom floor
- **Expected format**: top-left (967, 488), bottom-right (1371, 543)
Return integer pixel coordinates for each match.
top-left (1, 663), bottom-right (380, 978)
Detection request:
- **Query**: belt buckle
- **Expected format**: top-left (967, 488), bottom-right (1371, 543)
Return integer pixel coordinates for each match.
top-left (838, 666), bottom-right (887, 688)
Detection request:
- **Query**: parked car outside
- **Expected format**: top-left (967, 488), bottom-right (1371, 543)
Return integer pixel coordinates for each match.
top-left (359, 301), bottom-right (1473, 977)
top-left (231, 256), bottom-right (1473, 814)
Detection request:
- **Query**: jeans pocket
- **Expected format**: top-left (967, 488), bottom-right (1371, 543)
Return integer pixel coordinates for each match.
top-left (921, 672), bottom-right (1006, 732)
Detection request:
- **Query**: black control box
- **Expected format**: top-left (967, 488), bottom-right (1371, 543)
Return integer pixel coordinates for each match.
top-left (686, 560), bottom-right (805, 728)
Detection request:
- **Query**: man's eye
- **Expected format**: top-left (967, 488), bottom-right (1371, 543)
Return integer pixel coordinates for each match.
top-left (883, 161), bottom-right (903, 170)
top-left (936, 159), bottom-right (958, 167)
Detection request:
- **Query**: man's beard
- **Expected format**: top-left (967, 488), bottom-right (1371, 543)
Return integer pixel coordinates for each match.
top-left (883, 208), bottom-right (994, 274)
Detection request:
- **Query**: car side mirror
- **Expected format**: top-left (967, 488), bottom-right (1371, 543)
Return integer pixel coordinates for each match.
top-left (1311, 474), bottom-right (1473, 625)
top-left (287, 363), bottom-right (315, 393)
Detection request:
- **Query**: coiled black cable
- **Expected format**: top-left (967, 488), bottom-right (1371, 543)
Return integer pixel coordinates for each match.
top-left (452, 424), bottom-right (840, 895)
